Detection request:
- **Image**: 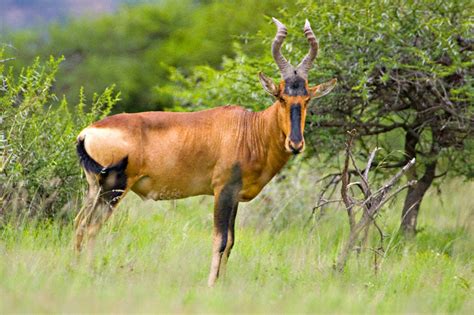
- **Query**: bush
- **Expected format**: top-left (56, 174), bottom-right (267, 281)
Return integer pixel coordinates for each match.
top-left (0, 55), bottom-right (119, 222)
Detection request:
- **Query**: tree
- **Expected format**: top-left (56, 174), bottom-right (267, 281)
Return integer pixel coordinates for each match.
top-left (302, 0), bottom-right (474, 235)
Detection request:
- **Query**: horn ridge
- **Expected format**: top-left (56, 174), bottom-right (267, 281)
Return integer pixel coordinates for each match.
top-left (297, 19), bottom-right (319, 79)
top-left (271, 17), bottom-right (294, 79)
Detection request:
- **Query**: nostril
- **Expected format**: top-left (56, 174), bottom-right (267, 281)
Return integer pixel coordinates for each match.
top-left (289, 141), bottom-right (304, 154)
top-left (290, 141), bottom-right (304, 150)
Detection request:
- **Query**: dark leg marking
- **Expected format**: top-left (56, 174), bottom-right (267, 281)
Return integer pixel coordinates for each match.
top-left (98, 158), bottom-right (128, 206)
top-left (225, 203), bottom-right (239, 255)
top-left (215, 164), bottom-right (242, 253)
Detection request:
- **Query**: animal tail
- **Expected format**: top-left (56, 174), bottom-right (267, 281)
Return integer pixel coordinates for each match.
top-left (76, 137), bottom-right (128, 177)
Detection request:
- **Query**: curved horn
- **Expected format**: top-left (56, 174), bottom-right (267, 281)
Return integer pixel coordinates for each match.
top-left (297, 19), bottom-right (319, 79)
top-left (271, 17), bottom-right (294, 79)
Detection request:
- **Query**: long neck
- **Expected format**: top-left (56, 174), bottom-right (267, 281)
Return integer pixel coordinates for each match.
top-left (248, 101), bottom-right (290, 177)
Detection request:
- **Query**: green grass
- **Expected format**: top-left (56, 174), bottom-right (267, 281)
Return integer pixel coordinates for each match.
top-left (0, 171), bottom-right (473, 313)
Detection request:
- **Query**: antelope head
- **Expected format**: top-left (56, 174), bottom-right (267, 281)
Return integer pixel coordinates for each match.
top-left (259, 18), bottom-right (337, 154)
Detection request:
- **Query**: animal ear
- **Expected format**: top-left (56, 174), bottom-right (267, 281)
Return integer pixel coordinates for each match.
top-left (258, 72), bottom-right (280, 97)
top-left (309, 78), bottom-right (337, 98)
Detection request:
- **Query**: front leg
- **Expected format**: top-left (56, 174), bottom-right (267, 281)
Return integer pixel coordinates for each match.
top-left (208, 166), bottom-right (242, 287)
top-left (219, 202), bottom-right (238, 278)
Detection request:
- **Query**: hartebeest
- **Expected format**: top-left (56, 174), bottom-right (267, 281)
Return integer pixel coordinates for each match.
top-left (75, 18), bottom-right (336, 286)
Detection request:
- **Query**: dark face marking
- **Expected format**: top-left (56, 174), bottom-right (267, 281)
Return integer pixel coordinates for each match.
top-left (215, 164), bottom-right (242, 253)
top-left (289, 104), bottom-right (303, 144)
top-left (284, 75), bottom-right (308, 96)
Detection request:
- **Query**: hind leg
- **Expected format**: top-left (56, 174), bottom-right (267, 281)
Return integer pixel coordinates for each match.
top-left (83, 196), bottom-right (121, 250)
top-left (74, 172), bottom-right (130, 253)
top-left (74, 172), bottom-right (101, 252)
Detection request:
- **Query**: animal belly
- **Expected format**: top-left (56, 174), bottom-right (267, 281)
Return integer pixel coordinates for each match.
top-left (131, 175), bottom-right (212, 200)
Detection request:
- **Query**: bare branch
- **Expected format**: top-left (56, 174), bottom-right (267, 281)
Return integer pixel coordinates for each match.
top-left (335, 135), bottom-right (417, 272)
top-left (379, 158), bottom-right (416, 196)
top-left (364, 148), bottom-right (380, 180)
top-left (377, 180), bottom-right (417, 210)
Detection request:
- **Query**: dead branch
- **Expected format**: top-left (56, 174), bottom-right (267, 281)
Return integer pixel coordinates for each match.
top-left (335, 131), bottom-right (416, 272)
top-left (306, 173), bottom-right (342, 228)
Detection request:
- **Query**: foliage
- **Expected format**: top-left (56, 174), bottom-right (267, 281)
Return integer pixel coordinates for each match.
top-left (159, 44), bottom-right (275, 111)
top-left (307, 0), bottom-right (473, 170)
top-left (0, 55), bottom-right (119, 221)
top-left (4, 0), bottom-right (294, 113)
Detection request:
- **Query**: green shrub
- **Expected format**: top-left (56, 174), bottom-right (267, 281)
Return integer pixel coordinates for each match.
top-left (0, 55), bottom-right (119, 222)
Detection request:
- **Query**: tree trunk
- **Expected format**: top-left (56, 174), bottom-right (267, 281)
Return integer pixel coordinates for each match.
top-left (400, 160), bottom-right (437, 236)
top-left (400, 127), bottom-right (438, 236)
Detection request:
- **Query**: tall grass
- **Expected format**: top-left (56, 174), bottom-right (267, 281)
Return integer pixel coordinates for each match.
top-left (1, 165), bottom-right (472, 313)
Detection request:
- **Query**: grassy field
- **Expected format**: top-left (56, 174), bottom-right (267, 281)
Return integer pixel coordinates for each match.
top-left (1, 166), bottom-right (473, 313)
